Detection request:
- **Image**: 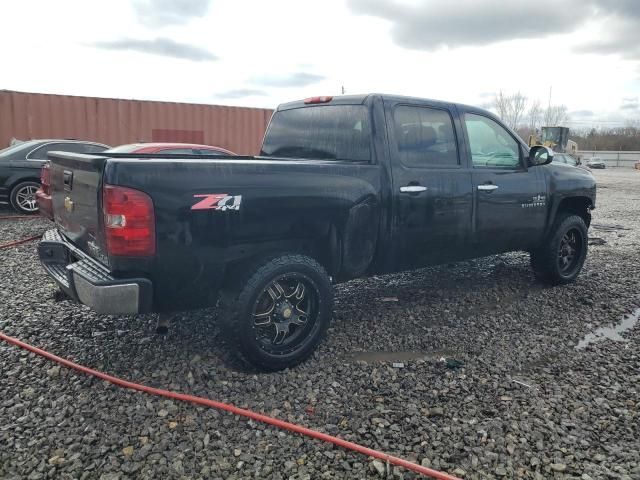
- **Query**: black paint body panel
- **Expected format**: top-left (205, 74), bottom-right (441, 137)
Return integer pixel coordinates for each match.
top-left (44, 94), bottom-right (596, 312)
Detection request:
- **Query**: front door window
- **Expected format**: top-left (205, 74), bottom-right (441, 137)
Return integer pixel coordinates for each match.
top-left (464, 114), bottom-right (520, 168)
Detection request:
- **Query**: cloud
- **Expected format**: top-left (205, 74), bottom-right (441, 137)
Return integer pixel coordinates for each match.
top-left (132, 0), bottom-right (212, 27)
top-left (250, 72), bottom-right (325, 88)
top-left (347, 0), bottom-right (591, 50)
top-left (620, 97), bottom-right (639, 110)
top-left (570, 110), bottom-right (595, 117)
top-left (576, 15), bottom-right (640, 60)
top-left (93, 37), bottom-right (217, 62)
top-left (592, 0), bottom-right (640, 16)
top-left (347, 0), bottom-right (640, 60)
top-left (215, 88), bottom-right (269, 99)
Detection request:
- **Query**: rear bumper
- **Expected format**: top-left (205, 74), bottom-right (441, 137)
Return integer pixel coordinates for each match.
top-left (38, 229), bottom-right (153, 314)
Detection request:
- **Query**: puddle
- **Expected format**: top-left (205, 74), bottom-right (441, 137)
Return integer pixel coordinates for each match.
top-left (576, 308), bottom-right (640, 349)
top-left (347, 349), bottom-right (452, 363)
top-left (588, 237), bottom-right (607, 246)
top-left (592, 223), bottom-right (631, 232)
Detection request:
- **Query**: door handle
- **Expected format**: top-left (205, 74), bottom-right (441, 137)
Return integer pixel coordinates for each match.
top-left (400, 185), bottom-right (428, 193)
top-left (477, 184), bottom-right (499, 191)
top-left (63, 170), bottom-right (73, 191)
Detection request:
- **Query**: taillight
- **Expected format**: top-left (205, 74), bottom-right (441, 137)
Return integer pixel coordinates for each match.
top-left (103, 184), bottom-right (155, 256)
top-left (40, 163), bottom-right (51, 195)
top-left (304, 96), bottom-right (333, 104)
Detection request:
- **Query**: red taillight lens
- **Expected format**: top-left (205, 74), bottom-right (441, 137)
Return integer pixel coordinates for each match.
top-left (40, 163), bottom-right (51, 195)
top-left (103, 184), bottom-right (155, 256)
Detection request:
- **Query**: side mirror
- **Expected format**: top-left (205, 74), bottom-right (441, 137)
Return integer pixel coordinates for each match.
top-left (529, 145), bottom-right (554, 166)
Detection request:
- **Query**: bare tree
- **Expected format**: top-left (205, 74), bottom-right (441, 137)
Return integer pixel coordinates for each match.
top-left (493, 90), bottom-right (528, 130)
top-left (509, 92), bottom-right (527, 130)
top-left (493, 90), bottom-right (510, 122)
top-left (543, 104), bottom-right (569, 126)
top-left (527, 99), bottom-right (543, 132)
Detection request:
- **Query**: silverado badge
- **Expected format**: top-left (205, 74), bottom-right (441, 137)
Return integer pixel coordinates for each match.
top-left (521, 194), bottom-right (546, 209)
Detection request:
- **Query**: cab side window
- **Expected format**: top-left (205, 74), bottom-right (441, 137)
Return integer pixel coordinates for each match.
top-left (193, 149), bottom-right (225, 155)
top-left (158, 148), bottom-right (194, 154)
top-left (464, 114), bottom-right (521, 168)
top-left (394, 105), bottom-right (459, 167)
top-left (28, 143), bottom-right (71, 160)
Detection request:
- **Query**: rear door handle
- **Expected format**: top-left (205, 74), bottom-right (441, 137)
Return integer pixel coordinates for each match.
top-left (477, 184), bottom-right (499, 191)
top-left (400, 185), bottom-right (428, 193)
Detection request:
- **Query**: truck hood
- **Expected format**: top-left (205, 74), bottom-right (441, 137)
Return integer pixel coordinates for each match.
top-left (544, 162), bottom-right (597, 207)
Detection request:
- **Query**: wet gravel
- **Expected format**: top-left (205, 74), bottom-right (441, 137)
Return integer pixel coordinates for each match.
top-left (1, 168), bottom-right (639, 480)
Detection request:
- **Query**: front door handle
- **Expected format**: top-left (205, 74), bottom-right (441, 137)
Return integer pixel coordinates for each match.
top-left (477, 184), bottom-right (499, 191)
top-left (400, 185), bottom-right (428, 193)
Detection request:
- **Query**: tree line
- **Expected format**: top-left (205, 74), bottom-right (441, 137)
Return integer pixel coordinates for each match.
top-left (492, 90), bottom-right (640, 151)
top-left (570, 126), bottom-right (640, 151)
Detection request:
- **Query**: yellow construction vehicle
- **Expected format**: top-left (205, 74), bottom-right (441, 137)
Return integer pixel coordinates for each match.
top-left (529, 126), bottom-right (575, 153)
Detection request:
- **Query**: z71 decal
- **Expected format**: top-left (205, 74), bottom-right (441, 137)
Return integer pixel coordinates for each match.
top-left (191, 194), bottom-right (242, 211)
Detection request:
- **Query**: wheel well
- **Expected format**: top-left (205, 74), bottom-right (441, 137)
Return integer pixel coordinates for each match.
top-left (556, 197), bottom-right (593, 228)
top-left (222, 239), bottom-right (334, 288)
top-left (10, 177), bottom-right (41, 192)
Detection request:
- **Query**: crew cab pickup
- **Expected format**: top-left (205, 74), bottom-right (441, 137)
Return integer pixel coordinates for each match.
top-left (38, 94), bottom-right (596, 370)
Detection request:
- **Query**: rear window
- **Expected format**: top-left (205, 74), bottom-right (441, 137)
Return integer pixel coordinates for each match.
top-left (261, 105), bottom-right (371, 162)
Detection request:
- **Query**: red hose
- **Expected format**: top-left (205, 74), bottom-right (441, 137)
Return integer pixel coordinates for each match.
top-left (0, 235), bottom-right (42, 249)
top-left (0, 332), bottom-right (461, 480)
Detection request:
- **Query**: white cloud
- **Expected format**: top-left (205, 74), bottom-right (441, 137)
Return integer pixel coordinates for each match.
top-left (0, 0), bottom-right (638, 125)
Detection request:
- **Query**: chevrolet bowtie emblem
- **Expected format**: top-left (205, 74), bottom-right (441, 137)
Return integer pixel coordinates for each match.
top-left (64, 196), bottom-right (74, 212)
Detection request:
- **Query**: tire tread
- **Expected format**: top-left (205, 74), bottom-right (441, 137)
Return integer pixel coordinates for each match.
top-left (218, 254), bottom-right (332, 371)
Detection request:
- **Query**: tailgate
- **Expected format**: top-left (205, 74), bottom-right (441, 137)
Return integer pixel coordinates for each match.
top-left (48, 151), bottom-right (109, 264)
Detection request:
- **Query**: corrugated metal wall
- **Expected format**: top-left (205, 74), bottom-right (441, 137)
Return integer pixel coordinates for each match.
top-left (0, 90), bottom-right (273, 155)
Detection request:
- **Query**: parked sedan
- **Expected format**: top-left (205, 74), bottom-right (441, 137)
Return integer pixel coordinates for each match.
top-left (105, 142), bottom-right (236, 155)
top-left (552, 153), bottom-right (591, 171)
top-left (37, 142), bottom-right (235, 220)
top-left (587, 157), bottom-right (606, 169)
top-left (0, 139), bottom-right (109, 214)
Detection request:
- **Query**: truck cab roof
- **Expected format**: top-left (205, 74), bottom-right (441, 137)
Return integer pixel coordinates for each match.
top-left (277, 93), bottom-right (491, 116)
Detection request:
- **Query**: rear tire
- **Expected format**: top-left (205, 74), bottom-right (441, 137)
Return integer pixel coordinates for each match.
top-left (10, 181), bottom-right (40, 214)
top-left (219, 254), bottom-right (333, 371)
top-left (530, 214), bottom-right (588, 285)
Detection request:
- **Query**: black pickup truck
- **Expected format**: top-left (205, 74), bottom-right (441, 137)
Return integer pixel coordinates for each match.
top-left (38, 94), bottom-right (596, 370)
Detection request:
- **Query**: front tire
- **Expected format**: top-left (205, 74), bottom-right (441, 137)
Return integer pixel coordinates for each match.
top-left (530, 214), bottom-right (588, 285)
top-left (219, 254), bottom-right (333, 371)
top-left (10, 181), bottom-right (40, 214)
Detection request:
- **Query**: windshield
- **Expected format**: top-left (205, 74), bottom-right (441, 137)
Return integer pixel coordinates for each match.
top-left (261, 105), bottom-right (371, 162)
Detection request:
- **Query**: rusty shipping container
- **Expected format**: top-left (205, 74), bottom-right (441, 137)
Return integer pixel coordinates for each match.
top-left (0, 90), bottom-right (274, 155)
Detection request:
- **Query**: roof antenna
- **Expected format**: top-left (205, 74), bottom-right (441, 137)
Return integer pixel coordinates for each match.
top-left (341, 85), bottom-right (345, 95)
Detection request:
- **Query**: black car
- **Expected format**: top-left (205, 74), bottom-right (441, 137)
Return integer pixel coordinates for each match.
top-left (552, 153), bottom-right (591, 171)
top-left (39, 94), bottom-right (596, 370)
top-left (0, 139), bottom-right (109, 213)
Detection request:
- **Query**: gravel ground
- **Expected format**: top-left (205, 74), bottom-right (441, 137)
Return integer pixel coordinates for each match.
top-left (1, 168), bottom-right (639, 480)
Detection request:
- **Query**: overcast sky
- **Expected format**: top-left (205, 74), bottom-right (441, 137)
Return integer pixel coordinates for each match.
top-left (2, 0), bottom-right (639, 129)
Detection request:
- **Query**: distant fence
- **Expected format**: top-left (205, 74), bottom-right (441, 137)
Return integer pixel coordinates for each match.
top-left (577, 150), bottom-right (640, 168)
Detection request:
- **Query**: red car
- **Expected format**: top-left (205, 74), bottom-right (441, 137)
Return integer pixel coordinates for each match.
top-left (37, 142), bottom-right (235, 219)
top-left (105, 142), bottom-right (236, 156)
